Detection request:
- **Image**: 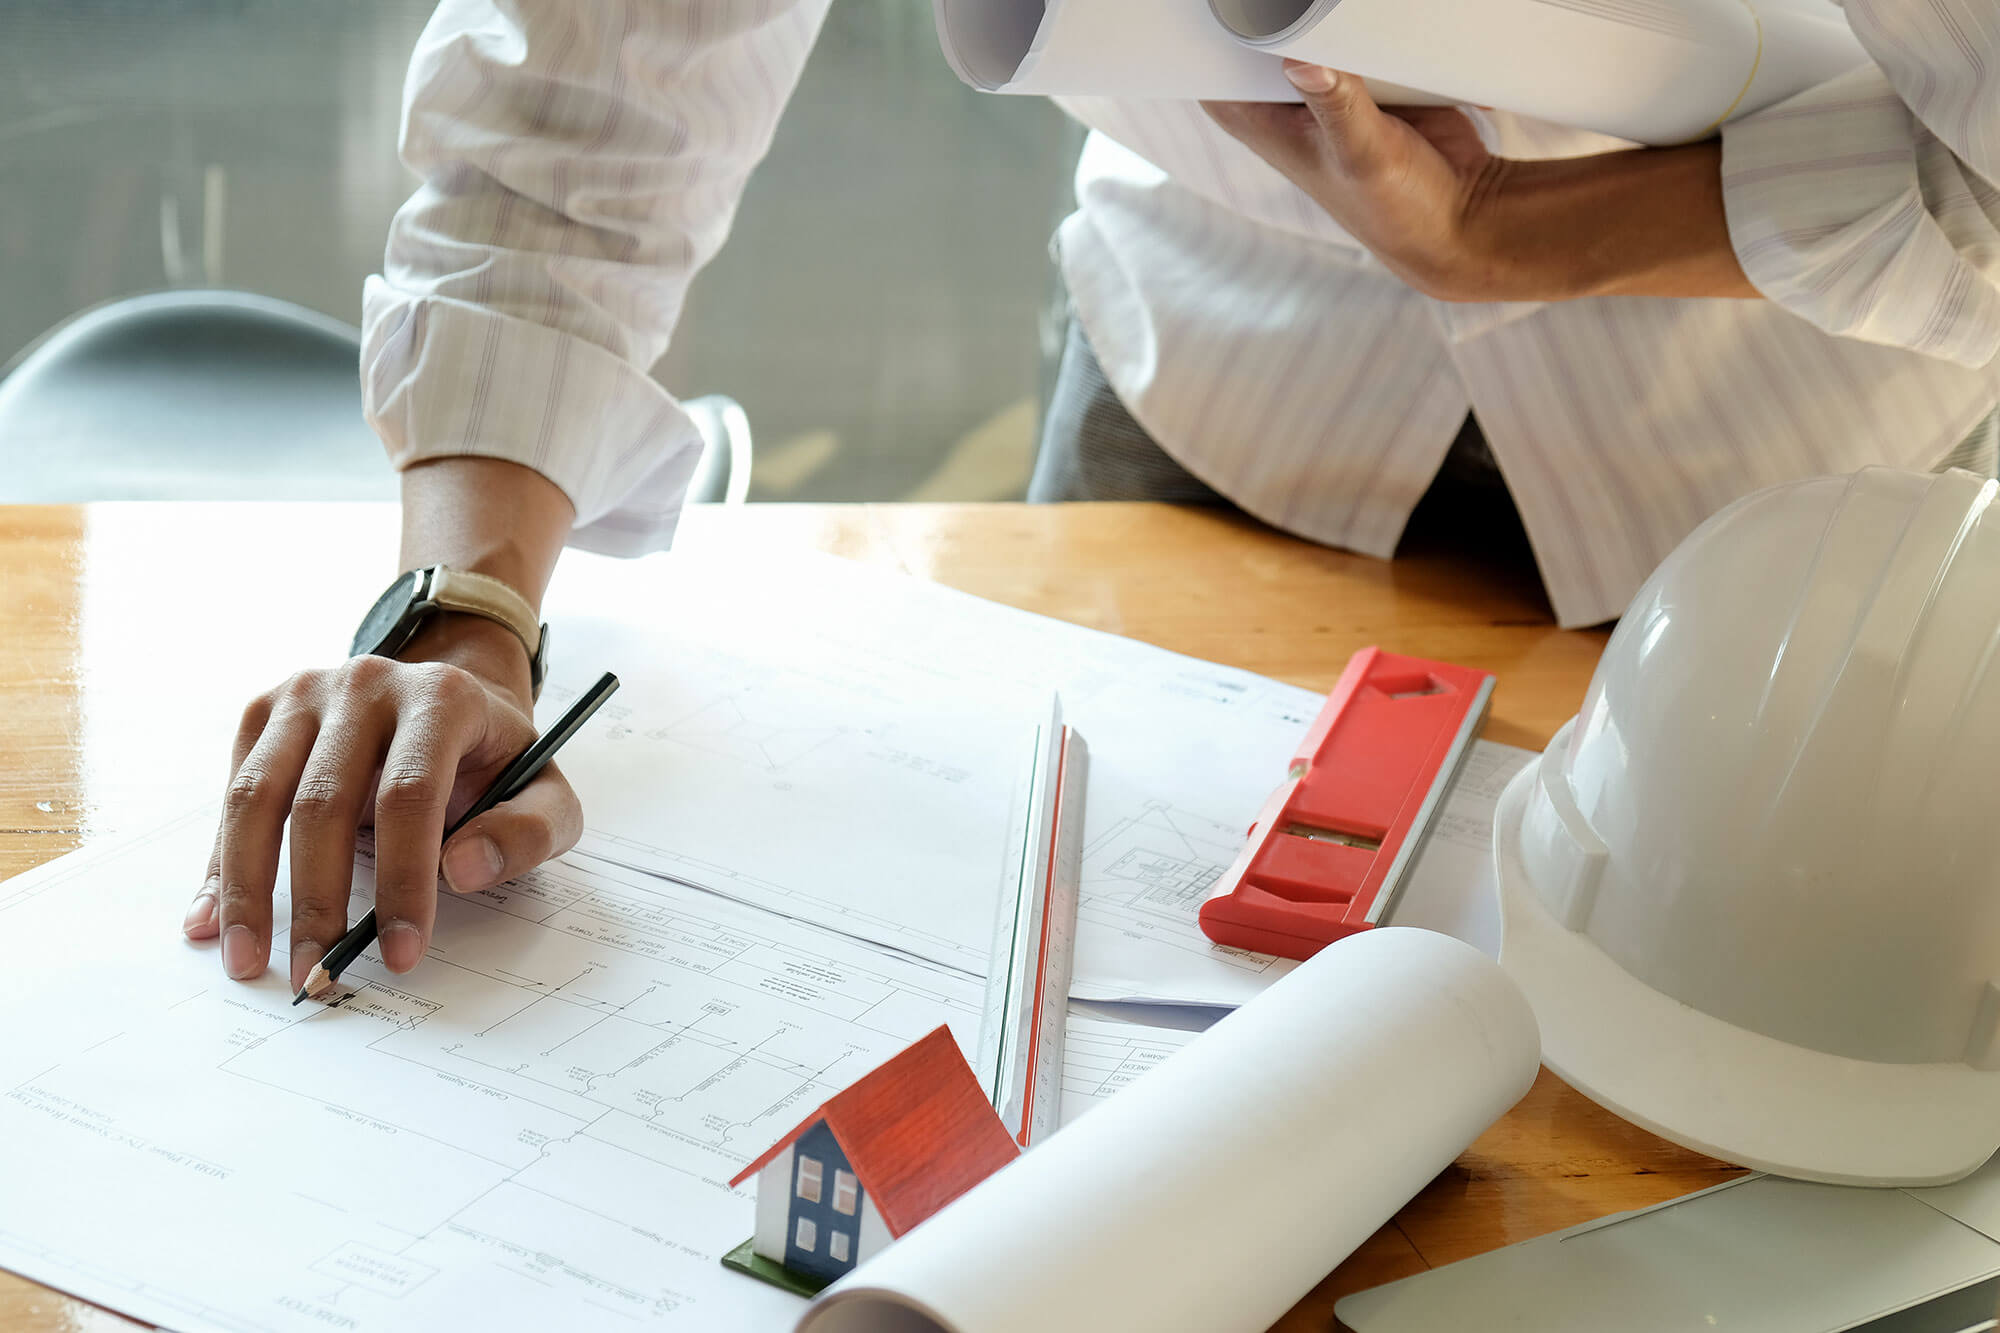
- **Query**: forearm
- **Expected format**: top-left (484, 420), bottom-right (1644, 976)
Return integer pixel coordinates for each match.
top-left (362, 0), bottom-right (827, 563)
top-left (1719, 58), bottom-right (2000, 367)
top-left (393, 456), bottom-right (575, 708)
top-left (1461, 140), bottom-right (1758, 303)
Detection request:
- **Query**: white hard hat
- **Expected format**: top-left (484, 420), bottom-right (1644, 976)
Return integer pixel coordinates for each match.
top-left (1495, 466), bottom-right (2000, 1187)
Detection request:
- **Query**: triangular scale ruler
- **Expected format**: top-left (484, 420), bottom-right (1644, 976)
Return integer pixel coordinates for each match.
top-left (976, 696), bottom-right (1088, 1148)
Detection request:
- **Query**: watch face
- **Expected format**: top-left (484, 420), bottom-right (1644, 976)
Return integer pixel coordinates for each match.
top-left (351, 568), bottom-right (426, 658)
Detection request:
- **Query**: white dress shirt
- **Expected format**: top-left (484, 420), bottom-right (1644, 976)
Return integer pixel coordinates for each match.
top-left (361, 0), bottom-right (2000, 627)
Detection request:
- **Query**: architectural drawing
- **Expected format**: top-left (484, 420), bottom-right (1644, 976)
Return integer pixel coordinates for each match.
top-left (648, 694), bottom-right (849, 772)
top-left (0, 817), bottom-right (983, 1333)
top-left (1067, 798), bottom-right (1299, 1004)
top-left (1087, 800), bottom-right (1239, 920)
top-left (0, 550), bottom-right (1361, 1330)
top-left (539, 549), bottom-right (1329, 1008)
top-left (552, 661), bottom-right (1043, 977)
top-left (1059, 1015), bottom-right (1199, 1121)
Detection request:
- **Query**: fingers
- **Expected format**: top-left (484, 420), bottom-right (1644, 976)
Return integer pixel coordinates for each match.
top-left (367, 665), bottom-right (490, 975)
top-left (1282, 62), bottom-right (1392, 176)
top-left (187, 823), bottom-right (227, 941)
top-left (1202, 63), bottom-right (1387, 183)
top-left (1389, 104), bottom-right (1488, 172)
top-left (188, 693), bottom-right (275, 941)
top-left (440, 765), bottom-right (584, 897)
top-left (217, 693), bottom-right (323, 981)
top-left (199, 655), bottom-right (555, 989)
top-left (285, 696), bottom-right (395, 992)
top-left (1201, 98), bottom-right (1317, 173)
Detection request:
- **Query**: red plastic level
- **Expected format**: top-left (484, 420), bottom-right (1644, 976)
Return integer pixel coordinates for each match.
top-left (1197, 647), bottom-right (1494, 961)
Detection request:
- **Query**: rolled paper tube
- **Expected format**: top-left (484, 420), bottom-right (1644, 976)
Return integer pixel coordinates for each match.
top-left (797, 927), bottom-right (1541, 1333)
top-left (935, 0), bottom-right (1867, 145)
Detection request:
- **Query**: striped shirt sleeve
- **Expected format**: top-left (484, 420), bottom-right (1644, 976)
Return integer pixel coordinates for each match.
top-left (1719, 0), bottom-right (2000, 369)
top-left (359, 0), bottom-right (828, 553)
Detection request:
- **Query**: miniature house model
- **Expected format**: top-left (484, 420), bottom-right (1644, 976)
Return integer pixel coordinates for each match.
top-left (729, 1026), bottom-right (1019, 1288)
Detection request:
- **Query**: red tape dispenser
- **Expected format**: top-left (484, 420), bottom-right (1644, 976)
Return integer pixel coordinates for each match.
top-left (1198, 647), bottom-right (1495, 961)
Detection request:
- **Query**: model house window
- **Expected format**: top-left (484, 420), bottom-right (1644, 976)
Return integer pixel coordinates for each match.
top-left (829, 1231), bottom-right (851, 1263)
top-left (796, 1155), bottom-right (823, 1203)
top-left (833, 1170), bottom-right (858, 1215)
top-left (795, 1217), bottom-right (817, 1253)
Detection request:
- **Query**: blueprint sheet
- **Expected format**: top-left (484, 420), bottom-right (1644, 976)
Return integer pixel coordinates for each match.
top-left (541, 671), bottom-right (1044, 977)
top-left (0, 812), bottom-right (1211, 1333)
top-left (1059, 1015), bottom-right (1198, 1123)
top-left (0, 813), bottom-right (989, 1332)
top-left (1381, 740), bottom-right (1537, 958)
top-left (541, 546), bottom-right (1323, 1008)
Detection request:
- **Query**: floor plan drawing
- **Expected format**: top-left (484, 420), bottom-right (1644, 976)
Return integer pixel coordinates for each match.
top-left (647, 693), bottom-right (850, 772)
top-left (1067, 795), bottom-right (1300, 1006)
top-left (1, 548), bottom-right (1525, 1332)
top-left (540, 550), bottom-right (1329, 1008)
top-left (1087, 801), bottom-right (1240, 919)
top-left (544, 648), bottom-right (1045, 976)
top-left (0, 814), bottom-right (989, 1333)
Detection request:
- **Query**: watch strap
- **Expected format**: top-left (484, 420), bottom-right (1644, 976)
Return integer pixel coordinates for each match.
top-left (425, 567), bottom-right (549, 698)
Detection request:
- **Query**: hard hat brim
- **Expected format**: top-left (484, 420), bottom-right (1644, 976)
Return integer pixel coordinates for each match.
top-left (1494, 748), bottom-right (2000, 1189)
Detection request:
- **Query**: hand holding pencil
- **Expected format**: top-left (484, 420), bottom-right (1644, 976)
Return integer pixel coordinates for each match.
top-left (294, 671), bottom-right (620, 1003)
top-left (184, 652), bottom-right (611, 996)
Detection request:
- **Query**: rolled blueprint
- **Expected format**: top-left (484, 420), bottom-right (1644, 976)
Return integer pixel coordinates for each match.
top-left (934, 0), bottom-right (1869, 145)
top-left (795, 927), bottom-right (1541, 1333)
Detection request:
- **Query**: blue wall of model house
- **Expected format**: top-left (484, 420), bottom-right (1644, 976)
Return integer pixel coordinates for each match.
top-left (784, 1120), bottom-right (864, 1283)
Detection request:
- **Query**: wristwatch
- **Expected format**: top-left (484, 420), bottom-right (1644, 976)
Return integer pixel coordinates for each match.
top-left (351, 565), bottom-right (549, 700)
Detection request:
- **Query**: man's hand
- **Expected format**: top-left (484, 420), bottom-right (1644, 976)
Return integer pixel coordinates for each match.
top-left (183, 624), bottom-right (585, 992)
top-left (1205, 62), bottom-right (1759, 303)
top-left (183, 455), bottom-right (580, 992)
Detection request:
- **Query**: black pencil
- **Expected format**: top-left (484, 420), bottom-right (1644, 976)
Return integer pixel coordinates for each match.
top-left (293, 670), bottom-right (620, 1005)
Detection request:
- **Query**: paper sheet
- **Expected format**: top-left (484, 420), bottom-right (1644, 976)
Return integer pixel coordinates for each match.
top-left (1384, 740), bottom-right (1538, 958)
top-left (936, 0), bottom-right (1298, 99)
top-left (0, 818), bottom-right (1229, 1332)
top-left (538, 546), bottom-right (1322, 1010)
top-left (799, 928), bottom-right (1542, 1333)
top-left (546, 667), bottom-right (1045, 975)
top-left (932, 0), bottom-right (1866, 144)
top-left (1059, 1013), bottom-right (1200, 1123)
top-left (0, 815), bottom-right (982, 1333)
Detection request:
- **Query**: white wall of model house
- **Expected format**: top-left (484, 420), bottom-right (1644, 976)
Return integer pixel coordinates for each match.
top-left (753, 1146), bottom-right (795, 1263)
top-left (857, 1193), bottom-right (891, 1260)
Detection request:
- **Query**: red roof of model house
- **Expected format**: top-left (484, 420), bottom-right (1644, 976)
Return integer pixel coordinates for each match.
top-left (729, 1025), bottom-right (1020, 1236)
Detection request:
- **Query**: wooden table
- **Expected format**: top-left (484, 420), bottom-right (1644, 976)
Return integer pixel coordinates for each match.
top-left (0, 502), bottom-right (1744, 1332)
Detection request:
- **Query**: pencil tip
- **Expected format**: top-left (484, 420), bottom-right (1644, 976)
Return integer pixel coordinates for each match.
top-left (293, 964), bottom-right (334, 1007)
top-left (292, 990), bottom-right (308, 1006)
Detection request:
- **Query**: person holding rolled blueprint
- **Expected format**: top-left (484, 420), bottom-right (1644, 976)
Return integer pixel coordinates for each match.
top-left (186, 0), bottom-right (2000, 1002)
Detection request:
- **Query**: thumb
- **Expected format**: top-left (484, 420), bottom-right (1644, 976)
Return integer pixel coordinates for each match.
top-left (1283, 62), bottom-right (1388, 171)
top-left (439, 767), bottom-right (583, 894)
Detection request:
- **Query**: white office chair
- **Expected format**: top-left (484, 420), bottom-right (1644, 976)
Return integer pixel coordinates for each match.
top-left (683, 392), bottom-right (754, 505)
top-left (0, 289), bottom-right (752, 504)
